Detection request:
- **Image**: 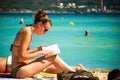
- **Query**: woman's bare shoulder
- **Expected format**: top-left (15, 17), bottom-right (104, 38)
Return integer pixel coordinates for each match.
top-left (20, 27), bottom-right (31, 34)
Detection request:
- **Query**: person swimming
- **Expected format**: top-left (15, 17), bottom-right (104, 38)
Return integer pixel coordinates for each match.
top-left (85, 30), bottom-right (90, 36)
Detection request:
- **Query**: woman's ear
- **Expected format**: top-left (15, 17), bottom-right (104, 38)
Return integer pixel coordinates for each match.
top-left (35, 22), bottom-right (42, 28)
top-left (37, 22), bottom-right (42, 26)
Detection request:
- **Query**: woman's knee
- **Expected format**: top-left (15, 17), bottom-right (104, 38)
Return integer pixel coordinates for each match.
top-left (47, 55), bottom-right (58, 62)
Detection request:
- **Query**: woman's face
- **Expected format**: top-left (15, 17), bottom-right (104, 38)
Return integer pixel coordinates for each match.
top-left (36, 21), bottom-right (51, 35)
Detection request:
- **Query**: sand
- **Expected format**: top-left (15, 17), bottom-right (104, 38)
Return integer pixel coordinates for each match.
top-left (87, 68), bottom-right (112, 80)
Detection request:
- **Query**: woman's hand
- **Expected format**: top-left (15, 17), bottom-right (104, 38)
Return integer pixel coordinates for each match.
top-left (38, 44), bottom-right (48, 50)
top-left (42, 50), bottom-right (57, 58)
top-left (41, 44), bottom-right (48, 47)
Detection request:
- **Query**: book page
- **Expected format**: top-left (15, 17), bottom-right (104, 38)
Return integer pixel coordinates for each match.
top-left (42, 44), bottom-right (60, 54)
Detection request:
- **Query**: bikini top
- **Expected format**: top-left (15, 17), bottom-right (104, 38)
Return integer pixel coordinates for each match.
top-left (10, 26), bottom-right (32, 51)
top-left (10, 43), bottom-right (31, 51)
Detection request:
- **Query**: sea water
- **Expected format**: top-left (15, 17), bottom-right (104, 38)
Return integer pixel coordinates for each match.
top-left (0, 13), bottom-right (120, 69)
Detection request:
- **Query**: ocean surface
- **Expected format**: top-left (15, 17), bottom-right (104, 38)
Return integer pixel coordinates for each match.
top-left (0, 13), bottom-right (120, 69)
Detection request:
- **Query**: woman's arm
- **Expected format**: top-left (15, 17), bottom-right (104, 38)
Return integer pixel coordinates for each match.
top-left (27, 44), bottom-right (48, 54)
top-left (17, 31), bottom-right (55, 63)
top-left (27, 46), bottom-right (42, 53)
top-left (18, 31), bottom-right (43, 62)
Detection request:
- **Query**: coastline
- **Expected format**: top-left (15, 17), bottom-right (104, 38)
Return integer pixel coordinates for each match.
top-left (0, 10), bottom-right (120, 14)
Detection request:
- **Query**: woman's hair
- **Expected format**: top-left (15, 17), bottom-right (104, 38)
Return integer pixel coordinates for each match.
top-left (34, 9), bottom-right (52, 25)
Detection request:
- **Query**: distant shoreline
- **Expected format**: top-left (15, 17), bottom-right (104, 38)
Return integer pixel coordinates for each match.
top-left (0, 11), bottom-right (120, 14)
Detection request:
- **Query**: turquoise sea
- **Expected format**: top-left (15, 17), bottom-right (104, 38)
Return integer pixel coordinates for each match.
top-left (0, 13), bottom-right (120, 69)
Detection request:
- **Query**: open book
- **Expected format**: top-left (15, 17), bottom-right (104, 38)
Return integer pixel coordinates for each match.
top-left (42, 44), bottom-right (61, 54)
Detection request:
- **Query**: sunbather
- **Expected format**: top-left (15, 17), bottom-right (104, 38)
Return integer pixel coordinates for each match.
top-left (9, 9), bottom-right (86, 78)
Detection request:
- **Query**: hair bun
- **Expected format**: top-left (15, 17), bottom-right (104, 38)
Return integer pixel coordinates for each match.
top-left (39, 9), bottom-right (47, 17)
top-left (34, 9), bottom-right (52, 25)
top-left (34, 9), bottom-right (47, 18)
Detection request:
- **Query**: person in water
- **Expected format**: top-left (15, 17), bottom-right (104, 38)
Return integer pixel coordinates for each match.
top-left (85, 29), bottom-right (90, 36)
top-left (19, 18), bottom-right (24, 24)
top-left (10, 9), bottom-right (86, 78)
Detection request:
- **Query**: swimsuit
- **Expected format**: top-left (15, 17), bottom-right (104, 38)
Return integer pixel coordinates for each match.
top-left (7, 56), bottom-right (12, 67)
top-left (5, 56), bottom-right (12, 73)
top-left (10, 44), bottom-right (30, 51)
top-left (11, 63), bottom-right (26, 78)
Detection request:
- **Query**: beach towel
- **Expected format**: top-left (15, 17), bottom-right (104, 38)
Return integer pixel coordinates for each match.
top-left (0, 72), bottom-right (57, 80)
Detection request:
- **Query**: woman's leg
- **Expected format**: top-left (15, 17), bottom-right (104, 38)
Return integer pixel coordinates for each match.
top-left (51, 56), bottom-right (75, 72)
top-left (71, 64), bottom-right (87, 71)
top-left (45, 64), bottom-right (86, 73)
top-left (0, 58), bottom-right (6, 73)
top-left (16, 55), bottom-right (86, 78)
top-left (16, 55), bottom-right (57, 78)
top-left (16, 55), bottom-right (76, 78)
top-left (43, 56), bottom-right (86, 73)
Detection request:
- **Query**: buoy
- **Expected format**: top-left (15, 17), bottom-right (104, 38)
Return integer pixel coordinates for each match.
top-left (69, 21), bottom-right (74, 26)
top-left (19, 18), bottom-right (24, 24)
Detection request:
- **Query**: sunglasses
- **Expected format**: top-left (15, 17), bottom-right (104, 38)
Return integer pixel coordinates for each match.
top-left (43, 25), bottom-right (48, 32)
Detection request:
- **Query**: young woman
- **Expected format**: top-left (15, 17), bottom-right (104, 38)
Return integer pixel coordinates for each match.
top-left (10, 9), bottom-right (85, 78)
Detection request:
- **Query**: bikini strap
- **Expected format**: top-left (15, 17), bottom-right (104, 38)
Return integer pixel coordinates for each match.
top-left (10, 44), bottom-right (13, 51)
top-left (10, 44), bottom-right (20, 51)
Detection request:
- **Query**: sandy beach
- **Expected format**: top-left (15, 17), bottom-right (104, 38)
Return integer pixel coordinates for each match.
top-left (88, 68), bottom-right (112, 80)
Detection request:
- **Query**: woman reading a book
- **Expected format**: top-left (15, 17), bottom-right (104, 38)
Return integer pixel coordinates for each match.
top-left (10, 9), bottom-right (86, 78)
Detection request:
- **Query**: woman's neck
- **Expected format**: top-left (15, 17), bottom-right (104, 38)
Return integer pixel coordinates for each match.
top-left (31, 25), bottom-right (35, 34)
